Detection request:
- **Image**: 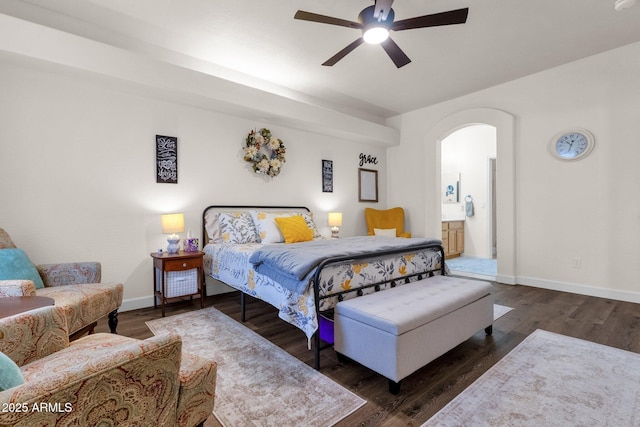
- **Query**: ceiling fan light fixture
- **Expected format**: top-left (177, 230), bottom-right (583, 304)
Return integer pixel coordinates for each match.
top-left (294, 4), bottom-right (468, 67)
top-left (363, 26), bottom-right (389, 44)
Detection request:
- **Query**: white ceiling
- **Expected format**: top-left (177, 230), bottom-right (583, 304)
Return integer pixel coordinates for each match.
top-left (3, 0), bottom-right (640, 123)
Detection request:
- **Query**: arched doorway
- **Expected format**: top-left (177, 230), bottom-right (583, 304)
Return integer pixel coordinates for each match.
top-left (425, 108), bottom-right (516, 284)
top-left (441, 124), bottom-right (497, 279)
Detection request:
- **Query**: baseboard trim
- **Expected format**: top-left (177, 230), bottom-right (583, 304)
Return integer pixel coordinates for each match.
top-left (119, 275), bottom-right (640, 313)
top-left (495, 274), bottom-right (517, 285)
top-left (450, 271), bottom-right (497, 281)
top-left (120, 296), bottom-right (155, 312)
top-left (517, 276), bottom-right (640, 304)
top-left (119, 281), bottom-right (236, 313)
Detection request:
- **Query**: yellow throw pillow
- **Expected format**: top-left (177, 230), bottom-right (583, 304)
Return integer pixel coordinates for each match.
top-left (274, 216), bottom-right (314, 244)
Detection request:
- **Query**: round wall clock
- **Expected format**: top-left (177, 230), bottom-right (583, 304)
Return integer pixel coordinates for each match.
top-left (549, 129), bottom-right (595, 161)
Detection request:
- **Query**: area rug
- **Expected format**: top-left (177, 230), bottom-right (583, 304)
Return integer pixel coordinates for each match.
top-left (446, 256), bottom-right (497, 276)
top-left (493, 304), bottom-right (512, 320)
top-left (146, 307), bottom-right (366, 427)
top-left (423, 329), bottom-right (640, 426)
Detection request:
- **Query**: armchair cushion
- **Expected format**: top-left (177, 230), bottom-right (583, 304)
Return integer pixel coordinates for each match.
top-left (365, 207), bottom-right (412, 238)
top-left (0, 306), bottom-right (69, 366)
top-left (36, 283), bottom-right (123, 336)
top-left (0, 280), bottom-right (36, 297)
top-left (176, 351), bottom-right (218, 427)
top-left (37, 262), bottom-right (101, 286)
top-left (0, 249), bottom-right (44, 289)
top-left (0, 352), bottom-right (24, 391)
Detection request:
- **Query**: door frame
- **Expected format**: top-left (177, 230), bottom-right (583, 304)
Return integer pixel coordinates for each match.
top-left (427, 108), bottom-right (516, 284)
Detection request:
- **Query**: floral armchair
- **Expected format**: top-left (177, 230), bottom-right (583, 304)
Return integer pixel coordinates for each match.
top-left (0, 228), bottom-right (122, 338)
top-left (0, 305), bottom-right (217, 427)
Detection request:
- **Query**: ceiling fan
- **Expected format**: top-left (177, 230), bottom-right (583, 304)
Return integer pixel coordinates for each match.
top-left (294, 0), bottom-right (469, 68)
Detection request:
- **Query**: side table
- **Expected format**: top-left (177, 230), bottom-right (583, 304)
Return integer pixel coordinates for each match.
top-left (0, 296), bottom-right (55, 319)
top-left (151, 250), bottom-right (205, 317)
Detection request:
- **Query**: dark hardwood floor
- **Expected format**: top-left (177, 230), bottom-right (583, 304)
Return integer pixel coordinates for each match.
top-left (95, 281), bottom-right (640, 426)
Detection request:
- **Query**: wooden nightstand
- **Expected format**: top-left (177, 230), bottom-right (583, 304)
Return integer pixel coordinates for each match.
top-left (151, 250), bottom-right (205, 317)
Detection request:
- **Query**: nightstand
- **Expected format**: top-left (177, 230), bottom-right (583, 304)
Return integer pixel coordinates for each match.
top-left (151, 250), bottom-right (205, 317)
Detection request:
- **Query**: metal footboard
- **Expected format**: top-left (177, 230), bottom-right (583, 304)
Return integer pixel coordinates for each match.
top-left (311, 243), bottom-right (445, 370)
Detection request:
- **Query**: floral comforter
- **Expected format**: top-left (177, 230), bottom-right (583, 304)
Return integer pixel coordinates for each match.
top-left (203, 240), bottom-right (444, 345)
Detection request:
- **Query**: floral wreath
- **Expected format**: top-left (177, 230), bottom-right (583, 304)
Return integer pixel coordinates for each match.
top-left (243, 128), bottom-right (286, 177)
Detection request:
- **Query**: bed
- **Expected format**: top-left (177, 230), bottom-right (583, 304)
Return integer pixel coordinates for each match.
top-left (201, 205), bottom-right (446, 368)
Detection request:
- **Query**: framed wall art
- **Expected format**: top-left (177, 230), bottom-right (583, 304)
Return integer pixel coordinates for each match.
top-left (156, 135), bottom-right (178, 184)
top-left (442, 172), bottom-right (460, 203)
top-left (358, 168), bottom-right (378, 202)
top-left (322, 159), bottom-right (333, 192)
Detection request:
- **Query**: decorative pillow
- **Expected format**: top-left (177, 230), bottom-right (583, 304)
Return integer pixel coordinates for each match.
top-left (251, 211), bottom-right (298, 244)
top-left (374, 228), bottom-right (397, 237)
top-left (298, 212), bottom-right (322, 239)
top-left (0, 248), bottom-right (45, 289)
top-left (217, 212), bottom-right (260, 244)
top-left (204, 211), bottom-right (221, 242)
top-left (275, 216), bottom-right (314, 244)
top-left (0, 351), bottom-right (24, 391)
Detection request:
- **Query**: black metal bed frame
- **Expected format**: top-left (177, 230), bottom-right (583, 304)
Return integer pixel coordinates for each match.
top-left (201, 205), bottom-right (445, 370)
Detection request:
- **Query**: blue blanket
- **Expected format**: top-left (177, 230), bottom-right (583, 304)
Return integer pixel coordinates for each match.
top-left (249, 236), bottom-right (442, 295)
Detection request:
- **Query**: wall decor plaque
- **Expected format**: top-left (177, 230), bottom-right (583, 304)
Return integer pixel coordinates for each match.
top-left (322, 159), bottom-right (333, 192)
top-left (156, 135), bottom-right (178, 184)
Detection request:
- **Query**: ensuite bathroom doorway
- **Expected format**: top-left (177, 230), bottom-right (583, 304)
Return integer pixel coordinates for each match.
top-left (440, 124), bottom-right (497, 280)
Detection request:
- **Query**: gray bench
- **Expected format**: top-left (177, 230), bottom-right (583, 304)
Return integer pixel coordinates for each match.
top-left (334, 275), bottom-right (493, 394)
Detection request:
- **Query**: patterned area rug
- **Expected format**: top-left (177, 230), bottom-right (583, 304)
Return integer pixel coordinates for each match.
top-left (423, 329), bottom-right (640, 426)
top-left (146, 307), bottom-right (365, 427)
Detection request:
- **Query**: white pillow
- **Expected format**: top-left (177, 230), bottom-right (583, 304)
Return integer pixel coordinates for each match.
top-left (204, 211), bottom-right (221, 242)
top-left (374, 228), bottom-right (397, 237)
top-left (251, 211), bottom-right (297, 244)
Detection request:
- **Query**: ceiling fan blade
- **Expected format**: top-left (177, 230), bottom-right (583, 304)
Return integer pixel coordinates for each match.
top-left (322, 38), bottom-right (365, 66)
top-left (380, 37), bottom-right (411, 68)
top-left (294, 10), bottom-right (362, 29)
top-left (391, 8), bottom-right (469, 31)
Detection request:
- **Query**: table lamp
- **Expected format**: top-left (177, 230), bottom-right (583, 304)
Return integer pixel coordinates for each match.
top-left (328, 212), bottom-right (343, 238)
top-left (161, 213), bottom-right (184, 254)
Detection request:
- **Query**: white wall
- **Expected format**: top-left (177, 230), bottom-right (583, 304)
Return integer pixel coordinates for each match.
top-left (441, 125), bottom-right (496, 258)
top-left (0, 61), bottom-right (387, 310)
top-left (387, 40), bottom-right (640, 303)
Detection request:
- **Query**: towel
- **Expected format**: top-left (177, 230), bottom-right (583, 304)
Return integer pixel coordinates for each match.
top-left (465, 197), bottom-right (474, 217)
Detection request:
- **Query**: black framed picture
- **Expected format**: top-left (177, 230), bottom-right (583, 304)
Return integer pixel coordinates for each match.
top-left (358, 168), bottom-right (378, 202)
top-left (156, 135), bottom-right (178, 184)
top-left (322, 159), bottom-right (333, 192)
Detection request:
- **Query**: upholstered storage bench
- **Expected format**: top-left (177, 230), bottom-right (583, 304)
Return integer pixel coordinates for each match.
top-left (334, 275), bottom-right (493, 394)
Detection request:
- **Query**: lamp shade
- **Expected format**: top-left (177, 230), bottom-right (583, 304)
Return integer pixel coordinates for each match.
top-left (161, 213), bottom-right (185, 234)
top-left (327, 212), bottom-right (343, 227)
